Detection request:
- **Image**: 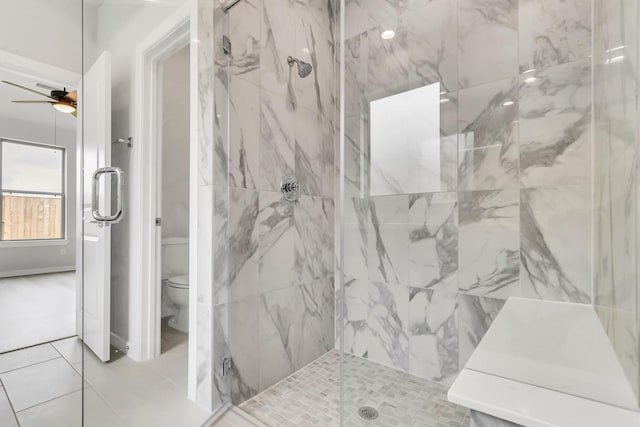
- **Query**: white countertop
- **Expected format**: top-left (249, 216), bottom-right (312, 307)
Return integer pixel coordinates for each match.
top-left (448, 297), bottom-right (640, 426)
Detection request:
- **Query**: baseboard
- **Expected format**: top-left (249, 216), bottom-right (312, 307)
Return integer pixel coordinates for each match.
top-left (110, 332), bottom-right (129, 355)
top-left (0, 266), bottom-right (75, 278)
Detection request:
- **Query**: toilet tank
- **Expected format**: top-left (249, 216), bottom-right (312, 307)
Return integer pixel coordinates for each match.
top-left (162, 237), bottom-right (189, 279)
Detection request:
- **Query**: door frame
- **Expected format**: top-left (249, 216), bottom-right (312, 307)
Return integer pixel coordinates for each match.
top-left (129, 3), bottom-right (193, 365)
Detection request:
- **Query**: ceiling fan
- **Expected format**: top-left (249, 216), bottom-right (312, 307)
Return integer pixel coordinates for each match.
top-left (1, 80), bottom-right (77, 116)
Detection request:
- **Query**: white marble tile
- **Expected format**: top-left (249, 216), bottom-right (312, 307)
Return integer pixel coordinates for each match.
top-left (343, 223), bottom-right (370, 281)
top-left (228, 0), bottom-right (261, 84)
top-left (367, 281), bottom-right (409, 371)
top-left (229, 296), bottom-right (260, 404)
top-left (0, 358), bottom-right (82, 412)
top-left (369, 195), bottom-right (408, 224)
top-left (0, 343), bottom-right (60, 374)
top-left (366, 22), bottom-right (411, 95)
top-left (294, 0), bottom-right (336, 116)
top-left (228, 188), bottom-right (260, 301)
top-left (458, 294), bottom-right (505, 368)
top-left (519, 60), bottom-right (592, 187)
top-left (408, 193), bottom-right (458, 290)
top-left (259, 279), bottom-right (334, 390)
top-left (408, 288), bottom-right (458, 384)
top-left (403, 0), bottom-right (458, 93)
top-left (260, 0), bottom-right (296, 101)
top-left (520, 185), bottom-right (591, 303)
top-left (197, 0), bottom-right (217, 187)
top-left (458, 0), bottom-right (518, 88)
top-left (344, 34), bottom-right (368, 117)
top-left (259, 91), bottom-right (295, 192)
top-left (294, 196), bottom-right (334, 283)
top-left (458, 78), bottom-right (519, 191)
top-left (519, 0), bottom-right (592, 72)
top-left (458, 189), bottom-right (520, 298)
top-left (258, 191), bottom-right (296, 292)
top-left (229, 77), bottom-right (260, 189)
top-left (295, 106), bottom-right (334, 198)
top-left (213, 185), bottom-right (230, 306)
top-left (367, 224), bottom-right (409, 285)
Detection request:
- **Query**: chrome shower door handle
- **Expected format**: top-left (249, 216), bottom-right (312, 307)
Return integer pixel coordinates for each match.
top-left (91, 166), bottom-right (125, 224)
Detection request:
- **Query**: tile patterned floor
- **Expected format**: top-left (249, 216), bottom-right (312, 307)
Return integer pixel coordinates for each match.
top-left (0, 322), bottom-right (208, 427)
top-left (239, 350), bottom-right (470, 427)
top-left (0, 272), bottom-right (75, 353)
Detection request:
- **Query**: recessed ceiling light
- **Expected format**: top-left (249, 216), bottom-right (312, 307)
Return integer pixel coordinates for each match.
top-left (503, 100), bottom-right (515, 107)
top-left (524, 76), bottom-right (537, 84)
top-left (381, 30), bottom-right (396, 40)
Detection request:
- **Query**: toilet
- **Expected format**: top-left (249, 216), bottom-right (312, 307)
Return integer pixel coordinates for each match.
top-left (164, 275), bottom-right (189, 333)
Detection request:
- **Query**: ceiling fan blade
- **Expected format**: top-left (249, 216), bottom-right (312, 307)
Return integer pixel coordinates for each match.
top-left (12, 100), bottom-right (55, 104)
top-left (2, 81), bottom-right (57, 100)
top-left (66, 90), bottom-right (77, 102)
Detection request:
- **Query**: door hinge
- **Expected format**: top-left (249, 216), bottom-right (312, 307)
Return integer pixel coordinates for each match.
top-left (222, 357), bottom-right (232, 377)
top-left (155, 217), bottom-right (161, 226)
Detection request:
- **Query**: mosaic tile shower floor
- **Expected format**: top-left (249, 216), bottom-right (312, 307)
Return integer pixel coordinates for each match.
top-left (239, 350), bottom-right (470, 426)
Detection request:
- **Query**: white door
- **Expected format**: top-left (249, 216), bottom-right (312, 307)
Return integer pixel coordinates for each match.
top-left (76, 52), bottom-right (113, 362)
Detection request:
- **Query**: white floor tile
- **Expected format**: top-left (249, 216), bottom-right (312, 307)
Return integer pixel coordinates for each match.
top-left (0, 272), bottom-right (75, 353)
top-left (0, 357), bottom-right (82, 411)
top-left (16, 387), bottom-right (125, 427)
top-left (0, 386), bottom-right (18, 427)
top-left (51, 336), bottom-right (84, 365)
top-left (0, 343), bottom-right (60, 373)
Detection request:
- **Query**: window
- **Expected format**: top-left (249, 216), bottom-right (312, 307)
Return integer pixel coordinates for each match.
top-left (0, 139), bottom-right (65, 241)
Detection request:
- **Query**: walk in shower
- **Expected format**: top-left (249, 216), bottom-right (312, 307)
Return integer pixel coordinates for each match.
top-left (1, 0), bottom-right (638, 426)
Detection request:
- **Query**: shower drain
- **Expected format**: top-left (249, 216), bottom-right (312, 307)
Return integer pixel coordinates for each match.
top-left (358, 406), bottom-right (379, 421)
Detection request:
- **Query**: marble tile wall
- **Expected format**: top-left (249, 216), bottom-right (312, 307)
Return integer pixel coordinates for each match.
top-left (221, 0), bottom-right (337, 406)
top-left (340, 0), bottom-right (594, 387)
top-left (593, 0), bottom-right (640, 406)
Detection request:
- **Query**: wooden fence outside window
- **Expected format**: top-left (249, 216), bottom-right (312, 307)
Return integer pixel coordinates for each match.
top-left (1, 195), bottom-right (63, 240)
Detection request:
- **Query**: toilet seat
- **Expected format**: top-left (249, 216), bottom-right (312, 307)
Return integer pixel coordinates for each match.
top-left (167, 275), bottom-right (189, 289)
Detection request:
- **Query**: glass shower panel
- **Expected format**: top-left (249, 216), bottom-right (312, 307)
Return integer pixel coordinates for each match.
top-left (339, 1), bottom-right (461, 425)
top-left (341, 0), bottom-right (640, 423)
top-left (80, 1), bottom-right (222, 425)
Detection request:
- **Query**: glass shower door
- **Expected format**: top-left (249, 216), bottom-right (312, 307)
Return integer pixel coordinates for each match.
top-left (79, 1), bottom-right (222, 425)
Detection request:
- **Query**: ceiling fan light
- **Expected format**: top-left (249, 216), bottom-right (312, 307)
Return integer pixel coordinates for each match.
top-left (53, 101), bottom-right (76, 114)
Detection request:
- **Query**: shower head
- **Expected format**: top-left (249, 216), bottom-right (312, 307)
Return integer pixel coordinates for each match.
top-left (287, 56), bottom-right (313, 78)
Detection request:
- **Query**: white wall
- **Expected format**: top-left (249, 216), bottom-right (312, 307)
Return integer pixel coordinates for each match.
top-left (0, 116), bottom-right (77, 277)
top-left (161, 46), bottom-right (190, 243)
top-left (0, 0), bottom-right (87, 74)
top-left (161, 46), bottom-right (190, 284)
top-left (92, 0), bottom-right (189, 342)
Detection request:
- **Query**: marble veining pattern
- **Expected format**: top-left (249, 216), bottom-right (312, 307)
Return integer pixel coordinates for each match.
top-left (520, 185), bottom-right (591, 303)
top-left (458, 189), bottom-right (520, 298)
top-left (408, 192), bottom-right (458, 290)
top-left (519, 60), bottom-right (592, 187)
top-left (459, 294), bottom-right (506, 368)
top-left (518, 0), bottom-right (592, 72)
top-left (458, 0), bottom-right (518, 88)
top-left (457, 78), bottom-right (519, 191)
top-left (409, 288), bottom-right (459, 384)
